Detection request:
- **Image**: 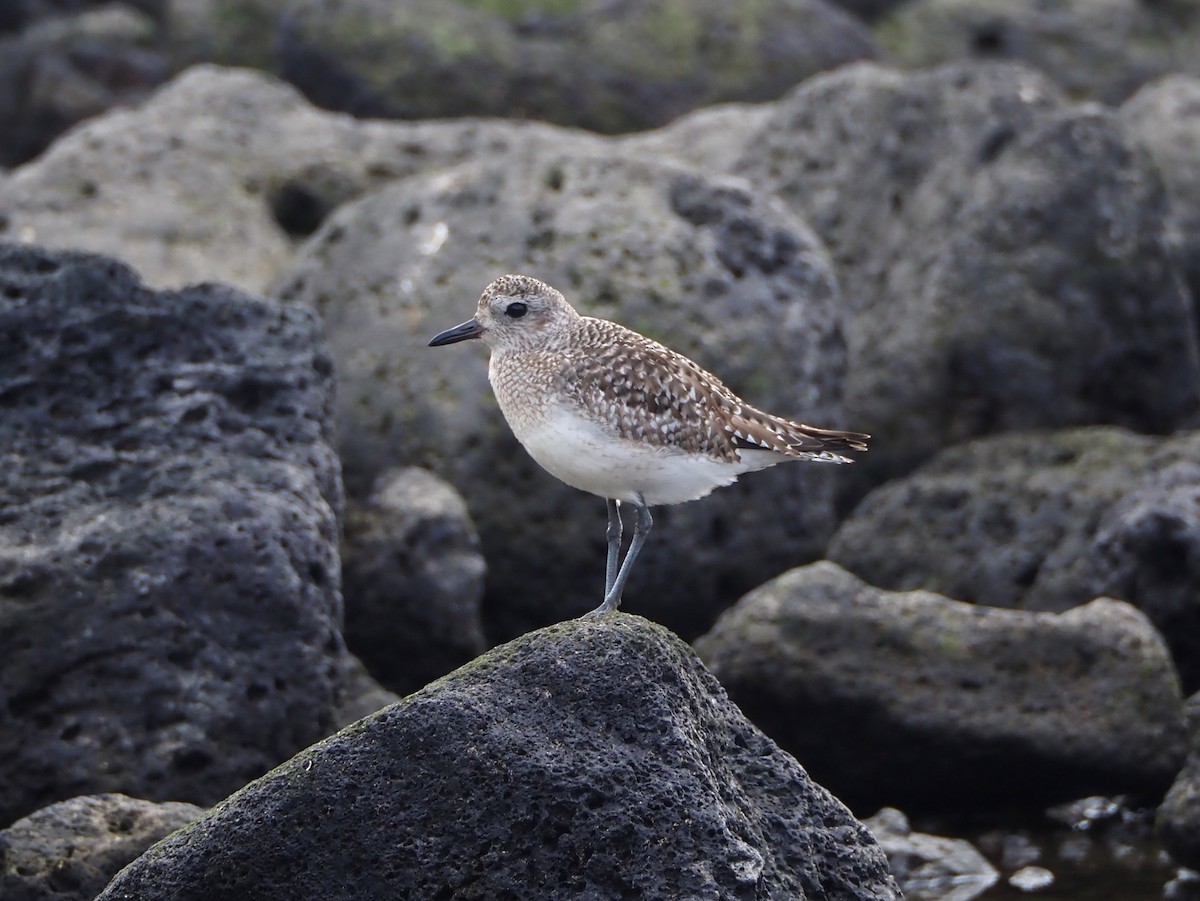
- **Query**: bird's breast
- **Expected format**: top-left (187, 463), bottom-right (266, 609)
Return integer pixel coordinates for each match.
top-left (509, 403), bottom-right (751, 506)
top-left (488, 349), bottom-right (772, 505)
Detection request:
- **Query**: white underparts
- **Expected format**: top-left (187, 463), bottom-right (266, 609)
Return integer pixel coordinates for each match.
top-left (516, 406), bottom-right (784, 506)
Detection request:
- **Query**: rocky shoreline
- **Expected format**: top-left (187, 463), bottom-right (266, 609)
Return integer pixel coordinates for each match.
top-left (2, 1), bottom-right (1200, 899)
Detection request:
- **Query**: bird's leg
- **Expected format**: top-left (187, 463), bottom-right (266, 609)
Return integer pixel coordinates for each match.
top-left (584, 497), bottom-right (652, 618)
top-left (604, 498), bottom-right (623, 597)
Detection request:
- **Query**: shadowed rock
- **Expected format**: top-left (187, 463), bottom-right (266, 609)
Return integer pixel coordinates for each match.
top-left (828, 427), bottom-right (1200, 690)
top-left (0, 794), bottom-right (203, 901)
top-left (277, 0), bottom-right (876, 133)
top-left (1158, 692), bottom-right (1200, 870)
top-left (341, 467), bottom-right (487, 696)
top-left (735, 63), bottom-right (1200, 488)
top-left (0, 6), bottom-right (167, 167)
top-left (1122, 74), bottom-right (1200, 315)
top-left (695, 561), bottom-right (1187, 813)
top-left (0, 243), bottom-right (389, 825)
top-left (98, 615), bottom-right (900, 900)
top-left (877, 0), bottom-right (1200, 105)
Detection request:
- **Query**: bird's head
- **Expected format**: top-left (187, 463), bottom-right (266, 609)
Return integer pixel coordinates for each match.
top-left (428, 275), bottom-right (580, 352)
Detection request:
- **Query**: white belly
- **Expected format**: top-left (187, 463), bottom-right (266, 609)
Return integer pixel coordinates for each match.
top-left (515, 407), bottom-right (759, 506)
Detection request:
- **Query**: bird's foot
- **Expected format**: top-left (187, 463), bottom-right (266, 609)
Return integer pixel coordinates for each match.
top-left (580, 595), bottom-right (621, 619)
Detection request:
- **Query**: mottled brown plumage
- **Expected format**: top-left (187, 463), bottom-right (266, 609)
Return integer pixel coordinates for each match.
top-left (560, 317), bottom-right (867, 463)
top-left (429, 274), bottom-right (868, 616)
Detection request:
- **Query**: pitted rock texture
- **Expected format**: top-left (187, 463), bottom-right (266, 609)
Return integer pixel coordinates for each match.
top-left (0, 243), bottom-right (384, 825)
top-left (828, 427), bottom-right (1200, 690)
top-left (0, 65), bottom-right (599, 293)
top-left (98, 615), bottom-right (900, 901)
top-left (735, 62), bottom-right (1200, 487)
top-left (342, 467), bottom-right (487, 696)
top-left (0, 794), bottom-right (204, 901)
top-left (273, 151), bottom-right (854, 641)
top-left (696, 561), bottom-right (1187, 814)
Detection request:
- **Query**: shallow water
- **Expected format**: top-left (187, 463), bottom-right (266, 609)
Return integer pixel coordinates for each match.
top-left (980, 870), bottom-right (1169, 901)
top-left (912, 799), bottom-right (1184, 901)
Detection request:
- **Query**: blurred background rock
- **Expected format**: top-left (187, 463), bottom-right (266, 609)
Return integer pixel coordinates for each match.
top-left (3, 1), bottom-right (1200, 897)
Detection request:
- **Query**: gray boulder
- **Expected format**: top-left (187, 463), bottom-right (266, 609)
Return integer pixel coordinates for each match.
top-left (828, 428), bottom-right (1200, 690)
top-left (278, 0), bottom-right (518, 119)
top-left (273, 151), bottom-right (854, 640)
top-left (1090, 461), bottom-right (1200, 692)
top-left (695, 561), bottom-right (1187, 813)
top-left (1161, 762), bottom-right (1200, 870)
top-left (341, 467), bottom-right (487, 696)
top-left (877, 0), bottom-right (1200, 105)
top-left (277, 0), bottom-right (876, 133)
top-left (0, 6), bottom-right (166, 167)
top-left (1159, 692), bottom-right (1200, 870)
top-left (0, 243), bottom-right (386, 825)
top-left (1121, 74), bottom-right (1200, 314)
top-left (97, 615), bottom-right (901, 901)
top-left (0, 65), bottom-right (597, 293)
top-left (829, 428), bottom-right (1157, 609)
top-left (0, 794), bottom-right (203, 901)
top-left (617, 101), bottom-right (775, 173)
top-left (735, 62), bottom-right (1200, 485)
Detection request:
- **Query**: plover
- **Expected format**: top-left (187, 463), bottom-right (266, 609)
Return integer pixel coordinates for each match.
top-left (429, 275), bottom-right (868, 618)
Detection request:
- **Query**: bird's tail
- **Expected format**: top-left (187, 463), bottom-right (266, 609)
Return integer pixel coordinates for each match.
top-left (729, 410), bottom-right (869, 463)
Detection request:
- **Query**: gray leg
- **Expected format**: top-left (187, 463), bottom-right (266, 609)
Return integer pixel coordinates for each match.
top-left (604, 498), bottom-right (623, 596)
top-left (584, 498), bottom-right (652, 618)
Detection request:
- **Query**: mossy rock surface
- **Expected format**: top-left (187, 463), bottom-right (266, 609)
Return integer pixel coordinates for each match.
top-left (696, 560), bottom-right (1187, 813)
top-left (98, 615), bottom-right (901, 900)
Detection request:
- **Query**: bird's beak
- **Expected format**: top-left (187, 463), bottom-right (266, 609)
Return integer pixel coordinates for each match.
top-left (428, 318), bottom-right (484, 347)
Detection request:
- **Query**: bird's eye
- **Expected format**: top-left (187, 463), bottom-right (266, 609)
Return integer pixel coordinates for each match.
top-left (505, 301), bottom-right (528, 318)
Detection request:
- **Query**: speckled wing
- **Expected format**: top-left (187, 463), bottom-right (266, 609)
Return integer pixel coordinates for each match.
top-left (560, 324), bottom-right (742, 461)
top-left (560, 320), bottom-right (868, 464)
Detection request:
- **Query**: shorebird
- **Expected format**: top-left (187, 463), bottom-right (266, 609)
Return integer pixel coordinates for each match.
top-left (429, 275), bottom-right (868, 617)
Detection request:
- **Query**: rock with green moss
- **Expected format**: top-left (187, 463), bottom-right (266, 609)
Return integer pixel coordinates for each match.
top-left (276, 0), bottom-right (876, 132)
top-left (278, 0), bottom-right (519, 119)
top-left (271, 150), bottom-right (850, 641)
top-left (695, 560), bottom-right (1187, 813)
top-left (876, 0), bottom-right (1200, 105)
top-left (163, 0), bottom-right (293, 71)
top-left (97, 615), bottom-right (901, 900)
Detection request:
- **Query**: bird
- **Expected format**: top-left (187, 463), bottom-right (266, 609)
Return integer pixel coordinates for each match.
top-left (428, 275), bottom-right (869, 618)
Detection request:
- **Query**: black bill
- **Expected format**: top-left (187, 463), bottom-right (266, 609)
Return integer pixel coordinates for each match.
top-left (428, 318), bottom-right (484, 346)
